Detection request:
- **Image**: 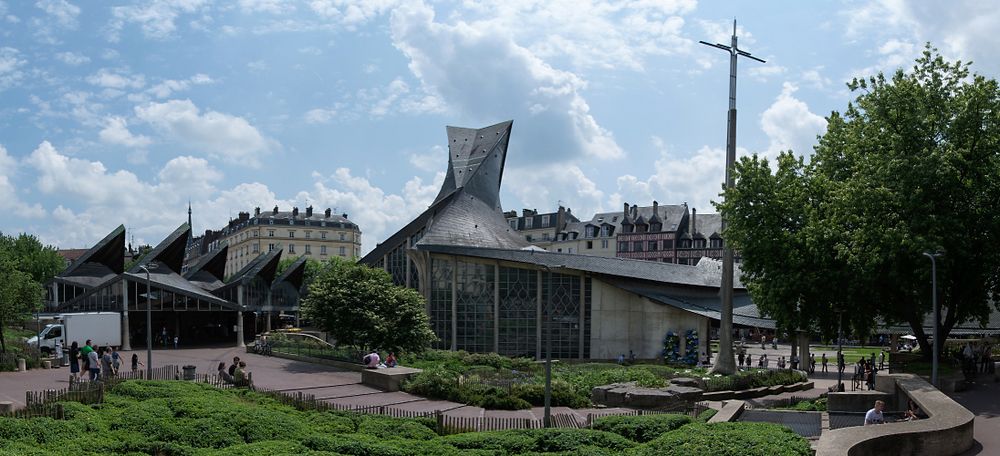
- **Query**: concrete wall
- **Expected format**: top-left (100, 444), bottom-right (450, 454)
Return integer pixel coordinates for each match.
top-left (590, 279), bottom-right (709, 359)
top-left (816, 374), bottom-right (975, 456)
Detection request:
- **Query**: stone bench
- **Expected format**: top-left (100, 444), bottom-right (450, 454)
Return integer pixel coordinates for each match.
top-left (816, 373), bottom-right (974, 456)
top-left (360, 367), bottom-right (422, 392)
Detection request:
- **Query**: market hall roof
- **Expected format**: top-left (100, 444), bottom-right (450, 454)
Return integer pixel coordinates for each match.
top-left (183, 244), bottom-right (229, 292)
top-left (272, 256), bottom-right (307, 292)
top-left (53, 224), bottom-right (125, 288)
top-left (122, 223), bottom-right (231, 307)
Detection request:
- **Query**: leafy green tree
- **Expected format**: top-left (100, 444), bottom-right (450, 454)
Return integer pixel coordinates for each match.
top-left (0, 233), bottom-right (64, 284)
top-left (0, 254), bottom-right (44, 353)
top-left (302, 257), bottom-right (437, 353)
top-left (722, 45), bottom-right (1000, 357)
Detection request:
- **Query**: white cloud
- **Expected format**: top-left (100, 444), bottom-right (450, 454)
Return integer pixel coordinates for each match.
top-left (147, 73), bottom-right (214, 98)
top-left (247, 60), bottom-right (268, 71)
top-left (55, 51), bottom-right (90, 65)
top-left (301, 167), bottom-right (444, 252)
top-left (504, 164), bottom-right (606, 217)
top-left (86, 68), bottom-right (146, 90)
top-left (389, 1), bottom-right (623, 162)
top-left (134, 99), bottom-right (276, 167)
top-left (304, 107), bottom-right (337, 124)
top-left (107, 0), bottom-right (210, 41)
top-left (408, 145), bottom-right (442, 172)
top-left (238, 0), bottom-right (293, 14)
top-left (36, 0), bottom-right (80, 28)
top-left (747, 64), bottom-right (786, 82)
top-left (759, 83), bottom-right (828, 159)
top-left (309, 0), bottom-right (397, 28)
top-left (99, 116), bottom-right (152, 148)
top-left (841, 1), bottom-right (1000, 76)
top-left (298, 46), bottom-right (322, 55)
top-left (800, 67), bottom-right (832, 90)
top-left (0, 144), bottom-right (45, 218)
top-left (0, 47), bottom-right (26, 91)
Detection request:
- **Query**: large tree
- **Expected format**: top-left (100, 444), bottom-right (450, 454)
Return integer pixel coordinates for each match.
top-left (721, 45), bottom-right (1000, 357)
top-left (0, 253), bottom-right (45, 353)
top-left (301, 257), bottom-right (437, 353)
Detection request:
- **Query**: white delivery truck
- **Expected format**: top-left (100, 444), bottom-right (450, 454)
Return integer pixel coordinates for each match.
top-left (27, 312), bottom-right (122, 354)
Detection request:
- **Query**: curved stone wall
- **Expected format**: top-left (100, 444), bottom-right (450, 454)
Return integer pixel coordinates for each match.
top-left (815, 373), bottom-right (974, 456)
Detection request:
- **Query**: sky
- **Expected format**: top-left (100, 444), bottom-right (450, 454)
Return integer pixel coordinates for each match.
top-left (1, 0), bottom-right (998, 254)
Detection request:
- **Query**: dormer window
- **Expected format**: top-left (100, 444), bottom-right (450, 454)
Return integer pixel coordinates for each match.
top-left (525, 217), bottom-right (533, 229)
top-left (600, 225), bottom-right (609, 237)
top-left (541, 215), bottom-right (550, 227)
top-left (650, 223), bottom-right (662, 232)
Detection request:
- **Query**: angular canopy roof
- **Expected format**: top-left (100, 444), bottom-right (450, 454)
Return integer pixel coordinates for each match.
top-left (272, 256), bottom-right (307, 292)
top-left (226, 246), bottom-right (282, 285)
top-left (183, 245), bottom-right (229, 292)
top-left (55, 224), bottom-right (125, 288)
top-left (129, 223), bottom-right (189, 275)
top-left (433, 120), bottom-right (512, 211)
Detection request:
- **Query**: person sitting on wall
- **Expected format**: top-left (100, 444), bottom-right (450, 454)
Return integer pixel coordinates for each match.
top-left (864, 400), bottom-right (885, 426)
top-left (234, 361), bottom-right (249, 386)
top-left (904, 399), bottom-right (924, 421)
top-left (217, 362), bottom-right (234, 383)
top-left (385, 352), bottom-right (398, 368)
top-left (364, 351), bottom-right (381, 369)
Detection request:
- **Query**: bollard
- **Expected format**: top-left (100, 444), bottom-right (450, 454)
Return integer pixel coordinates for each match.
top-left (0, 401), bottom-right (12, 414)
top-left (16, 359), bottom-right (26, 372)
top-left (42, 360), bottom-right (52, 369)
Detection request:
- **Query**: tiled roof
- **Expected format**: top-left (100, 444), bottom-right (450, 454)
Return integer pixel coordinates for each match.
top-left (618, 283), bottom-right (774, 329)
top-left (415, 191), bottom-right (527, 250)
top-left (691, 212), bottom-right (723, 238)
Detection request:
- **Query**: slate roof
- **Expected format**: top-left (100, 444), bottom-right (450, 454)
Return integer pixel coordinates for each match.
top-left (617, 283), bottom-right (774, 329)
top-left (123, 263), bottom-right (232, 308)
top-left (415, 191), bottom-right (527, 250)
top-left (128, 223), bottom-right (189, 274)
top-left (184, 245), bottom-right (228, 292)
top-left (414, 245), bottom-right (745, 289)
top-left (691, 212), bottom-right (723, 238)
top-left (226, 246), bottom-right (282, 285)
top-left (587, 204), bottom-right (688, 234)
top-left (272, 256), bottom-right (307, 292)
top-left (362, 121), bottom-right (523, 264)
top-left (55, 224), bottom-right (125, 288)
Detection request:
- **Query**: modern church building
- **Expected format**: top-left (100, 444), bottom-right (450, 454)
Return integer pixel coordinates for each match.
top-left (361, 121), bottom-right (772, 360)
top-left (45, 223), bottom-right (308, 349)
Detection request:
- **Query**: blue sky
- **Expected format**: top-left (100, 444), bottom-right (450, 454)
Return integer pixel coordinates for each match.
top-left (1, 0), bottom-right (997, 253)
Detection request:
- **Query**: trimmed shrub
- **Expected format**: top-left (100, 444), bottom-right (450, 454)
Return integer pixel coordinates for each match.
top-left (628, 422), bottom-right (812, 456)
top-left (511, 380), bottom-right (590, 408)
top-left (441, 428), bottom-right (635, 454)
top-left (357, 415), bottom-right (438, 440)
top-left (401, 367), bottom-right (460, 400)
top-left (696, 408), bottom-right (718, 422)
top-left (591, 413), bottom-right (692, 442)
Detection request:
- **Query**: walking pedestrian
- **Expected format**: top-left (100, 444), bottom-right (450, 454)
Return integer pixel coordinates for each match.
top-left (101, 348), bottom-right (114, 379)
top-left (173, 335), bottom-right (179, 349)
top-left (69, 341), bottom-right (80, 380)
top-left (821, 353), bottom-right (828, 373)
top-left (87, 348), bottom-right (100, 381)
top-left (738, 351), bottom-right (745, 368)
top-left (111, 347), bottom-right (122, 374)
top-left (131, 353), bottom-right (142, 372)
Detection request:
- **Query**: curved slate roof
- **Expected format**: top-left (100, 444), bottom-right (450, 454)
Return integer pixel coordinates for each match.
top-left (415, 245), bottom-right (745, 289)
top-left (415, 190), bottom-right (527, 250)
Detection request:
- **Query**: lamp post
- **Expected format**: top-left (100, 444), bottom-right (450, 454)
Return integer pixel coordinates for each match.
top-left (539, 263), bottom-right (564, 428)
top-left (138, 263), bottom-right (158, 378)
top-left (922, 251), bottom-right (943, 387)
top-left (836, 310), bottom-right (844, 392)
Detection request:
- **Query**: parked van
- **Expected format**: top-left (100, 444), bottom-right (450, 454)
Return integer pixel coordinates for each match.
top-left (27, 312), bottom-right (122, 354)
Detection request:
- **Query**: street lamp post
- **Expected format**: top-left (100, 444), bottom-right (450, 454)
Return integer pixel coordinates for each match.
top-left (922, 251), bottom-right (943, 387)
top-left (539, 263), bottom-right (564, 428)
top-left (138, 263), bottom-right (158, 378)
top-left (836, 310), bottom-right (844, 392)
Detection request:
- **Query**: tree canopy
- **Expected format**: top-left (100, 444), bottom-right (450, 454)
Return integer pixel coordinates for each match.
top-left (301, 257), bottom-right (437, 354)
top-left (0, 233), bottom-right (60, 352)
top-left (719, 45), bottom-right (1000, 356)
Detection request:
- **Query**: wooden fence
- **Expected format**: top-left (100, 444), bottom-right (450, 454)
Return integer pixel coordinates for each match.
top-left (25, 382), bottom-right (104, 409)
top-left (0, 403), bottom-right (64, 419)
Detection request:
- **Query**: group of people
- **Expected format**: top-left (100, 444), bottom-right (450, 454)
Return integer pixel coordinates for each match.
top-left (362, 351), bottom-right (398, 369)
top-left (67, 340), bottom-right (142, 382)
top-left (216, 356), bottom-right (250, 385)
top-left (960, 341), bottom-right (994, 376)
top-left (864, 399), bottom-right (925, 426)
top-left (853, 358), bottom-right (879, 391)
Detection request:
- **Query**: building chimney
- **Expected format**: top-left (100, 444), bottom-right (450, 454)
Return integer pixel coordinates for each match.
top-left (306, 206), bottom-right (313, 218)
top-left (557, 206), bottom-right (566, 231)
top-left (631, 204), bottom-right (638, 219)
top-left (623, 203), bottom-right (630, 216)
top-left (342, 213), bottom-right (348, 219)
top-left (691, 208), bottom-right (697, 235)
top-left (272, 205), bottom-right (278, 215)
top-left (325, 208), bottom-right (332, 218)
top-left (292, 207), bottom-right (299, 217)
top-left (254, 207), bottom-right (260, 216)
top-left (652, 200), bottom-right (658, 217)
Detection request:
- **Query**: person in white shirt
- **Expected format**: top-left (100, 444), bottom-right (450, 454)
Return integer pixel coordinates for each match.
top-left (864, 400), bottom-right (885, 426)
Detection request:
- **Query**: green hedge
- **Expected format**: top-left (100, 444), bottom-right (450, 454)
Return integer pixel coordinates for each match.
top-left (627, 422), bottom-right (813, 456)
top-left (591, 413), bottom-right (692, 442)
top-left (0, 379), bottom-right (811, 455)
